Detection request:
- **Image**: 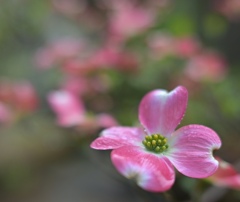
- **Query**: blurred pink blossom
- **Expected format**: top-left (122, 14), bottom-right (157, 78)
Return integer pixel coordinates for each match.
top-left (62, 58), bottom-right (99, 76)
top-left (61, 77), bottom-right (90, 96)
top-left (147, 33), bottom-right (175, 59)
top-left (48, 90), bottom-right (85, 127)
top-left (35, 38), bottom-right (84, 69)
top-left (14, 81), bottom-right (39, 112)
top-left (214, 0), bottom-right (240, 20)
top-left (0, 102), bottom-right (12, 124)
top-left (91, 46), bottom-right (139, 73)
top-left (175, 37), bottom-right (200, 58)
top-left (207, 157), bottom-right (240, 190)
top-left (0, 80), bottom-right (38, 113)
top-left (0, 80), bottom-right (15, 103)
top-left (184, 52), bottom-right (227, 82)
top-left (61, 75), bottom-right (111, 96)
top-left (148, 33), bottom-right (201, 59)
top-left (48, 90), bottom-right (117, 130)
top-left (91, 86), bottom-right (221, 192)
top-left (108, 0), bottom-right (155, 43)
top-left (63, 46), bottom-right (138, 74)
top-left (96, 113), bottom-right (118, 129)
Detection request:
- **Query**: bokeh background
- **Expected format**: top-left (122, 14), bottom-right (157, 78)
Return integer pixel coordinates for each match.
top-left (0, 0), bottom-right (240, 201)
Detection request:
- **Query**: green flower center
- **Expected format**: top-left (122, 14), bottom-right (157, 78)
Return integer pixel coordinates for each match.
top-left (142, 134), bottom-right (169, 153)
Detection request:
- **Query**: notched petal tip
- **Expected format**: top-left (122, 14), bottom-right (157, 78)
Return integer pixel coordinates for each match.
top-left (139, 86), bottom-right (188, 136)
top-left (167, 124), bottom-right (221, 178)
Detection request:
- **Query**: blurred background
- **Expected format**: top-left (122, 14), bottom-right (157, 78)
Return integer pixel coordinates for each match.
top-left (0, 0), bottom-right (240, 201)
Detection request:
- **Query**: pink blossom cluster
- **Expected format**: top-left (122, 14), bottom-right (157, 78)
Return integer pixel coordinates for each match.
top-left (35, 0), bottom-right (168, 133)
top-left (48, 90), bottom-right (117, 133)
top-left (36, 37), bottom-right (141, 132)
top-left (148, 33), bottom-right (200, 59)
top-left (41, 44), bottom-right (120, 133)
top-left (51, 0), bottom-right (167, 43)
top-left (148, 32), bottom-right (227, 83)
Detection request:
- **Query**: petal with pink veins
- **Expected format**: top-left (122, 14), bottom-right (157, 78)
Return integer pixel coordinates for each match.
top-left (90, 127), bottom-right (145, 150)
top-left (139, 86), bottom-right (188, 136)
top-left (167, 125), bottom-right (221, 178)
top-left (111, 146), bottom-right (175, 192)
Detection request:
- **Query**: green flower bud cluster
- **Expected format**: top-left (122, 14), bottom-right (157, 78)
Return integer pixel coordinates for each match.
top-left (142, 134), bottom-right (169, 153)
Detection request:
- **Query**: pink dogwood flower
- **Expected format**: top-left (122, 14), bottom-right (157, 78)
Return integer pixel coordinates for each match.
top-left (207, 157), bottom-right (240, 190)
top-left (91, 86), bottom-right (221, 192)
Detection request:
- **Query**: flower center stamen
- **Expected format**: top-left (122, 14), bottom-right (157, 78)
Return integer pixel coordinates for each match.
top-left (142, 134), bottom-right (169, 153)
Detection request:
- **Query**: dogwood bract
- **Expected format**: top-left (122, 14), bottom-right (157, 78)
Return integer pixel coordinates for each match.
top-left (91, 86), bottom-right (221, 192)
top-left (207, 157), bottom-right (240, 190)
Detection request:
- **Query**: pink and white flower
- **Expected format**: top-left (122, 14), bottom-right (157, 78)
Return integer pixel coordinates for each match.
top-left (207, 157), bottom-right (240, 190)
top-left (91, 86), bottom-right (221, 192)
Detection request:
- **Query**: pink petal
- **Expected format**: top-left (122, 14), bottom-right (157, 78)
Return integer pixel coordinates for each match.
top-left (139, 86), bottom-right (188, 136)
top-left (48, 90), bottom-right (85, 127)
top-left (207, 158), bottom-right (240, 190)
top-left (167, 125), bottom-right (221, 178)
top-left (90, 127), bottom-right (145, 150)
top-left (111, 146), bottom-right (175, 192)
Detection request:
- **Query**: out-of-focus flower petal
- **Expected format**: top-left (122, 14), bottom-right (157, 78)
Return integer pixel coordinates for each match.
top-left (184, 52), bottom-right (227, 82)
top-left (108, 1), bottom-right (154, 42)
top-left (175, 37), bottom-right (200, 58)
top-left (139, 86), bottom-right (188, 136)
top-left (48, 90), bottom-right (85, 127)
top-left (96, 113), bottom-right (118, 128)
top-left (167, 125), bottom-right (221, 178)
top-left (0, 102), bottom-right (12, 123)
top-left (61, 77), bottom-right (89, 96)
top-left (111, 146), bottom-right (175, 192)
top-left (14, 81), bottom-right (38, 112)
top-left (90, 127), bottom-right (145, 150)
top-left (35, 38), bottom-right (84, 69)
top-left (207, 157), bottom-right (240, 190)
